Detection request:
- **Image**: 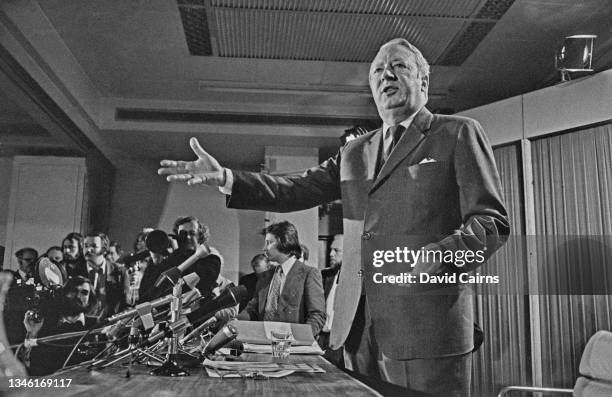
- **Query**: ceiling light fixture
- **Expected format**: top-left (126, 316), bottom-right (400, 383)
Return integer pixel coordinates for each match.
top-left (555, 35), bottom-right (597, 82)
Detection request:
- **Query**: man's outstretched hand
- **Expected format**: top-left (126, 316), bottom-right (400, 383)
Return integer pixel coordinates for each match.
top-left (158, 137), bottom-right (226, 186)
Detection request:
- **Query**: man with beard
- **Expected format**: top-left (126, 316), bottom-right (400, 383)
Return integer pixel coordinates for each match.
top-left (83, 232), bottom-right (124, 319)
top-left (21, 277), bottom-right (106, 375)
top-left (61, 232), bottom-right (87, 279)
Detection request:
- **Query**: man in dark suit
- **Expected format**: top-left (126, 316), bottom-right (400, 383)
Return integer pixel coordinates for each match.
top-left (238, 253), bottom-right (269, 312)
top-left (83, 232), bottom-right (124, 319)
top-left (158, 38), bottom-right (509, 396)
top-left (163, 216), bottom-right (221, 299)
top-left (237, 221), bottom-right (326, 337)
top-left (9, 247), bottom-right (38, 284)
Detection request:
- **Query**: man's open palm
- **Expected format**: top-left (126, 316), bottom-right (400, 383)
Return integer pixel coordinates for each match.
top-left (158, 137), bottom-right (226, 186)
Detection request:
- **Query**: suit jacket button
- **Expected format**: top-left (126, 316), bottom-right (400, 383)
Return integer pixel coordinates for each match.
top-left (361, 232), bottom-right (372, 240)
top-left (358, 270), bottom-right (363, 278)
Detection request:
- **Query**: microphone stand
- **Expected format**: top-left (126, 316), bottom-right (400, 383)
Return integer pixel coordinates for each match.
top-left (150, 278), bottom-right (189, 376)
top-left (95, 319), bottom-right (166, 375)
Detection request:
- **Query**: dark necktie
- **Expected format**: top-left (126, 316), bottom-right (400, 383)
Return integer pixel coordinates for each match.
top-left (89, 266), bottom-right (104, 292)
top-left (263, 267), bottom-right (283, 321)
top-left (389, 125), bottom-right (405, 150)
top-left (385, 125), bottom-right (405, 160)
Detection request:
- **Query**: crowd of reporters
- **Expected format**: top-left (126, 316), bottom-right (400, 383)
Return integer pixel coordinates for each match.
top-left (1, 216), bottom-right (343, 376)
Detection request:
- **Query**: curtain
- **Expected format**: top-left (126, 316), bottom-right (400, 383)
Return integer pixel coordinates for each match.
top-left (472, 143), bottom-right (530, 396)
top-left (531, 123), bottom-right (612, 388)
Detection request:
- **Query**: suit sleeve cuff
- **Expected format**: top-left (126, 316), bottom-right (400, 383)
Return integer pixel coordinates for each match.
top-left (218, 168), bottom-right (234, 195)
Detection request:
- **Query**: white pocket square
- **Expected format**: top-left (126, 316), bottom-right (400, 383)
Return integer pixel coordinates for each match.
top-left (418, 157), bottom-right (437, 164)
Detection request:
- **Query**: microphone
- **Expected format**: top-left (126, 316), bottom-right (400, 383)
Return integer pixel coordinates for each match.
top-left (186, 285), bottom-right (247, 326)
top-left (179, 316), bottom-right (217, 345)
top-left (106, 273), bottom-right (200, 323)
top-left (202, 323), bottom-right (238, 356)
top-left (123, 250), bottom-right (149, 265)
top-left (146, 229), bottom-right (171, 255)
top-left (142, 317), bottom-right (190, 347)
top-left (154, 244), bottom-right (222, 287)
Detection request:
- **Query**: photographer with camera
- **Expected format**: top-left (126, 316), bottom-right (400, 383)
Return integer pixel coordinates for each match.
top-left (20, 276), bottom-right (107, 375)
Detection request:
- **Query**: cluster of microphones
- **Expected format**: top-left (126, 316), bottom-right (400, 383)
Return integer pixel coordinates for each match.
top-left (18, 241), bottom-right (249, 374)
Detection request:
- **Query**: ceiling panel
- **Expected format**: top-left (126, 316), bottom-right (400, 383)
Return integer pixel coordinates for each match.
top-left (211, 0), bottom-right (483, 17)
top-left (213, 8), bottom-right (466, 62)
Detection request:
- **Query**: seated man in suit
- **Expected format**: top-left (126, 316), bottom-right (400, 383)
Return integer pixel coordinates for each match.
top-left (237, 221), bottom-right (326, 337)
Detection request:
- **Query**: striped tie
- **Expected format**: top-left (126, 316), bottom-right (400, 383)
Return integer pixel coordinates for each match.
top-left (263, 267), bottom-right (283, 321)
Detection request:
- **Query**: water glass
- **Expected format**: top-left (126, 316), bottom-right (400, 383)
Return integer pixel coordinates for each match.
top-left (270, 330), bottom-right (292, 360)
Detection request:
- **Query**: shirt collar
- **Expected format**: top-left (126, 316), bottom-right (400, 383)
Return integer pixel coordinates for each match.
top-left (60, 312), bottom-right (85, 326)
top-left (382, 112), bottom-right (418, 138)
top-left (277, 256), bottom-right (296, 276)
top-left (87, 259), bottom-right (107, 275)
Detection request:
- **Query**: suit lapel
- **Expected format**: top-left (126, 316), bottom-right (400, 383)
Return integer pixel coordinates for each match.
top-left (280, 260), bottom-right (303, 296)
top-left (257, 270), bottom-right (274, 315)
top-left (370, 107), bottom-right (434, 193)
top-left (365, 129), bottom-right (383, 181)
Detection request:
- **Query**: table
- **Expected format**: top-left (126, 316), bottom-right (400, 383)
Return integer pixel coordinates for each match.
top-left (5, 353), bottom-right (382, 397)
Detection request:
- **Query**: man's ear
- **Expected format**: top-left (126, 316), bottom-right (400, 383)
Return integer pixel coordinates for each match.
top-left (421, 74), bottom-right (429, 93)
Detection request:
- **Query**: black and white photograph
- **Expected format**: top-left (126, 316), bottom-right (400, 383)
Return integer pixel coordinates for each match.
top-left (0, 1), bottom-right (611, 396)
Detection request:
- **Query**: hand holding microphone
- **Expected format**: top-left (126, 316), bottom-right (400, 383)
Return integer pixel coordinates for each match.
top-left (154, 243), bottom-right (220, 288)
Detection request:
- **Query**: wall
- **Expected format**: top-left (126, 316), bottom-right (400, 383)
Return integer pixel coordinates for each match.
top-left (108, 162), bottom-right (264, 283)
top-left (264, 146), bottom-right (320, 267)
top-left (0, 157), bottom-right (13, 266)
top-left (459, 69), bottom-right (612, 145)
top-left (3, 156), bottom-right (86, 269)
top-left (107, 160), bottom-right (169, 251)
top-left (0, 157), bottom-right (13, 242)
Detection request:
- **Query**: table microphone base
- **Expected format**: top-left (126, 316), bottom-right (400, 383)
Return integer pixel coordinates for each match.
top-left (149, 356), bottom-right (190, 377)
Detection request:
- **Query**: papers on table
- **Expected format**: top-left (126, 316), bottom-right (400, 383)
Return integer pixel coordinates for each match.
top-left (203, 359), bottom-right (325, 378)
top-left (230, 320), bottom-right (316, 346)
top-left (241, 341), bottom-right (324, 355)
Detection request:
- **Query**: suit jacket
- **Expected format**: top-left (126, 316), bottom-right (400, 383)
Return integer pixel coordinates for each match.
top-left (321, 265), bottom-right (341, 300)
top-left (238, 260), bottom-right (326, 337)
top-left (238, 272), bottom-right (259, 312)
top-left (227, 107), bottom-right (509, 359)
top-left (165, 249), bottom-right (221, 298)
top-left (86, 259), bottom-right (124, 319)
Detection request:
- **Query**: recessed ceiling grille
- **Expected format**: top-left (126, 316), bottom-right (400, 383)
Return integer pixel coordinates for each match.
top-left (438, 22), bottom-right (495, 66)
top-left (116, 108), bottom-right (378, 126)
top-left (211, 0), bottom-right (479, 17)
top-left (178, 0), bottom-right (516, 65)
top-left (213, 9), bottom-right (464, 62)
top-left (476, 0), bottom-right (516, 19)
top-left (178, 2), bottom-right (213, 56)
top-left (438, 0), bottom-right (516, 65)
